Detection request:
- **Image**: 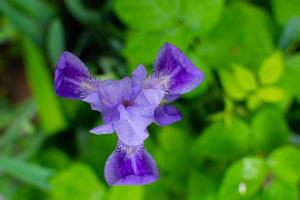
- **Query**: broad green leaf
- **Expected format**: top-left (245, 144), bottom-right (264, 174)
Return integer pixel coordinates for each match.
top-left (251, 107), bottom-right (289, 153)
top-left (0, 156), bottom-right (53, 189)
top-left (271, 0), bottom-right (300, 26)
top-left (40, 148), bottom-right (71, 171)
top-left (219, 70), bottom-right (247, 101)
top-left (187, 172), bottom-right (217, 200)
top-left (50, 163), bottom-right (106, 200)
top-left (257, 87), bottom-right (285, 103)
top-left (218, 157), bottom-right (267, 200)
top-left (193, 118), bottom-right (250, 161)
top-left (247, 93), bottom-right (262, 111)
top-left (183, 0), bottom-right (224, 36)
top-left (0, 20), bottom-right (17, 45)
top-left (233, 64), bottom-right (257, 92)
top-left (107, 186), bottom-right (144, 200)
top-left (259, 51), bottom-right (283, 85)
top-left (22, 38), bottom-right (67, 135)
top-left (201, 2), bottom-right (273, 69)
top-left (262, 179), bottom-right (297, 200)
top-left (123, 27), bottom-right (192, 69)
top-left (114, 0), bottom-right (179, 31)
top-left (47, 18), bottom-right (65, 66)
top-left (267, 145), bottom-right (300, 183)
top-left (0, 1), bottom-right (43, 44)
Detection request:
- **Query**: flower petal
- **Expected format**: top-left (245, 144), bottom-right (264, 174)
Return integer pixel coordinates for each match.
top-left (90, 123), bottom-right (114, 134)
top-left (132, 64), bottom-right (147, 84)
top-left (54, 52), bottom-right (98, 99)
top-left (105, 142), bottom-right (159, 185)
top-left (154, 105), bottom-right (182, 126)
top-left (152, 43), bottom-right (204, 95)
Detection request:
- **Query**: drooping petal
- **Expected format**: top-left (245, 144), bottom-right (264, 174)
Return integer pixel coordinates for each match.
top-left (152, 43), bottom-right (204, 95)
top-left (90, 123), bottom-right (114, 134)
top-left (54, 52), bottom-right (99, 99)
top-left (104, 142), bottom-right (159, 185)
top-left (154, 105), bottom-right (182, 126)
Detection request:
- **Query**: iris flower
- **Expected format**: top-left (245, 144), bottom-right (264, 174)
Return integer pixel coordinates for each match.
top-left (54, 43), bottom-right (204, 185)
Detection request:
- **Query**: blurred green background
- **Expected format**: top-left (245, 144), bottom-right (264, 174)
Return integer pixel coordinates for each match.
top-left (0, 0), bottom-right (300, 199)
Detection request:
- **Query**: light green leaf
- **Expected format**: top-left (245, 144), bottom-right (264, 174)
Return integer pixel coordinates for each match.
top-left (219, 70), bottom-right (247, 101)
top-left (218, 157), bottom-right (267, 200)
top-left (107, 186), bottom-right (144, 200)
top-left (114, 0), bottom-right (179, 31)
top-left (22, 38), bottom-right (67, 135)
top-left (0, 156), bottom-right (53, 189)
top-left (47, 18), bottom-right (65, 66)
top-left (257, 87), bottom-right (285, 103)
top-left (183, 0), bottom-right (224, 35)
top-left (259, 51), bottom-right (283, 85)
top-left (247, 93), bottom-right (262, 111)
top-left (193, 118), bottom-right (250, 161)
top-left (267, 145), bottom-right (300, 183)
top-left (251, 107), bottom-right (289, 153)
top-left (233, 64), bottom-right (257, 92)
top-left (201, 2), bottom-right (274, 69)
top-left (50, 163), bottom-right (106, 200)
top-left (262, 179), bottom-right (297, 200)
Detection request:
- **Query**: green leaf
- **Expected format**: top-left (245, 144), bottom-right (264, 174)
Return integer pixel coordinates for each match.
top-left (107, 186), bottom-right (144, 200)
top-left (247, 93), bottom-right (262, 111)
top-left (218, 157), bottom-right (267, 200)
top-left (47, 18), bottom-right (65, 66)
top-left (256, 87), bottom-right (285, 103)
top-left (262, 179), bottom-right (297, 200)
top-left (267, 145), bottom-right (300, 183)
top-left (259, 51), bottom-right (283, 85)
top-left (201, 2), bottom-right (273, 69)
top-left (271, 0), bottom-right (300, 26)
top-left (193, 118), bottom-right (250, 161)
top-left (0, 1), bottom-right (43, 44)
top-left (183, 0), bottom-right (224, 35)
top-left (233, 64), bottom-right (257, 92)
top-left (22, 38), bottom-right (67, 135)
top-left (50, 163), bottom-right (106, 200)
top-left (0, 156), bottom-right (53, 189)
top-left (219, 70), bottom-right (247, 101)
top-left (114, 0), bottom-right (179, 31)
top-left (251, 107), bottom-right (289, 153)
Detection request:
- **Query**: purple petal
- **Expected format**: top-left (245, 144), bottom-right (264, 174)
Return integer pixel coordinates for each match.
top-left (152, 43), bottom-right (204, 95)
top-left (132, 64), bottom-right (147, 84)
top-left (54, 52), bottom-right (98, 99)
top-left (105, 142), bottom-right (159, 185)
top-left (90, 123), bottom-right (114, 134)
top-left (154, 105), bottom-right (182, 126)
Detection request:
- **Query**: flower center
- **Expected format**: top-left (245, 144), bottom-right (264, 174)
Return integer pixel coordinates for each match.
top-left (122, 100), bottom-right (133, 108)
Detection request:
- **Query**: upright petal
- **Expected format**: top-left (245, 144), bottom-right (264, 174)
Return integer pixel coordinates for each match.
top-left (105, 142), bottom-right (159, 185)
top-left (152, 43), bottom-right (204, 95)
top-left (54, 52), bottom-right (99, 99)
top-left (132, 64), bottom-right (147, 85)
top-left (154, 105), bottom-right (182, 126)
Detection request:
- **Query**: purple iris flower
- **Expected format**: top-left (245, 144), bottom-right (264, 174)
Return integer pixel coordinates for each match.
top-left (54, 43), bottom-right (204, 185)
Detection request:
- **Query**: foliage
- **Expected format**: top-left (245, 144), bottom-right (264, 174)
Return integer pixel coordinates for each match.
top-left (0, 0), bottom-right (300, 199)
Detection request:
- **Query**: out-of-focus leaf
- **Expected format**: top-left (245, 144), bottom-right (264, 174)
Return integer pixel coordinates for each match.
top-left (10, 0), bottom-right (54, 24)
top-left (40, 148), bottom-right (71, 171)
top-left (0, 20), bottom-right (17, 44)
top-left (193, 118), bottom-right (250, 161)
top-left (187, 172), bottom-right (217, 200)
top-left (278, 17), bottom-right (300, 50)
top-left (22, 38), bottom-right (67, 135)
top-left (201, 2), bottom-right (273, 69)
top-left (107, 186), bottom-right (144, 200)
top-left (218, 157), bottom-right (267, 200)
top-left (47, 18), bottom-right (65, 66)
top-left (251, 107), bottom-right (289, 153)
top-left (262, 179), bottom-right (297, 200)
top-left (50, 163), bottom-right (106, 200)
top-left (247, 93), bottom-right (262, 111)
top-left (219, 70), bottom-right (247, 101)
top-left (233, 64), bottom-right (257, 92)
top-left (114, 0), bottom-right (178, 31)
top-left (123, 27), bottom-right (192, 68)
top-left (183, 0), bottom-right (224, 36)
top-left (0, 156), bottom-right (53, 189)
top-left (257, 87), bottom-right (285, 103)
top-left (0, 1), bottom-right (42, 44)
top-left (271, 0), bottom-right (300, 26)
top-left (64, 0), bottom-right (100, 25)
top-left (267, 145), bottom-right (300, 183)
top-left (259, 51), bottom-right (283, 85)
